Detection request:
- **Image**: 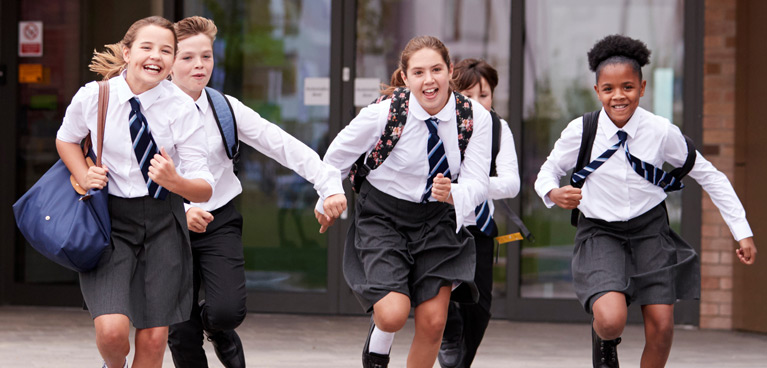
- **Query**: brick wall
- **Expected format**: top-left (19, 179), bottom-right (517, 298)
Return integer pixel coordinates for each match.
top-left (700, 0), bottom-right (737, 330)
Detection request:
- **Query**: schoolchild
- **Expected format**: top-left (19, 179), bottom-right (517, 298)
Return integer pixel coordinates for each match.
top-left (438, 58), bottom-right (520, 368)
top-left (316, 35), bottom-right (492, 368)
top-left (534, 34), bottom-right (757, 368)
top-left (165, 16), bottom-right (346, 368)
top-left (55, 16), bottom-right (214, 368)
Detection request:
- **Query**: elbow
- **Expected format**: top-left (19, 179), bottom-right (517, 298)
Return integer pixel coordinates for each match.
top-left (183, 181), bottom-right (212, 203)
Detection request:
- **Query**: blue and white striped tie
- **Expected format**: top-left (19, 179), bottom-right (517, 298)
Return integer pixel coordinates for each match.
top-left (474, 200), bottom-right (496, 236)
top-left (623, 136), bottom-right (685, 192)
top-left (422, 117), bottom-right (451, 202)
top-left (129, 97), bottom-right (168, 200)
top-left (571, 130), bottom-right (628, 185)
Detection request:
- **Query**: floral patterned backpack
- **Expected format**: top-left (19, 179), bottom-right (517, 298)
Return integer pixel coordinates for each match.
top-left (349, 87), bottom-right (474, 193)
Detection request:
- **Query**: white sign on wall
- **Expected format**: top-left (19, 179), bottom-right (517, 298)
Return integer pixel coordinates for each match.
top-left (19, 21), bottom-right (43, 57)
top-left (304, 77), bottom-right (330, 106)
top-left (354, 78), bottom-right (382, 106)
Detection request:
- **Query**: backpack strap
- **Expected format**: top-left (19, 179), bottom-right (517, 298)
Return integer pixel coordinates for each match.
top-left (489, 110), bottom-right (502, 177)
top-left (570, 110), bottom-right (600, 226)
top-left (667, 135), bottom-right (697, 187)
top-left (454, 92), bottom-right (474, 161)
top-left (349, 88), bottom-right (410, 193)
top-left (205, 87), bottom-right (240, 162)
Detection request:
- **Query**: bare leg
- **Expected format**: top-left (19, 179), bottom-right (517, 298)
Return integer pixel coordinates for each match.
top-left (372, 291), bottom-right (411, 333)
top-left (133, 326), bottom-right (169, 368)
top-left (592, 292), bottom-right (628, 340)
top-left (407, 286), bottom-right (451, 368)
top-left (94, 314), bottom-right (130, 368)
top-left (640, 304), bottom-right (674, 368)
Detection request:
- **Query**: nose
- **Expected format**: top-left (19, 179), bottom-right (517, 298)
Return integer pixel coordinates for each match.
top-left (424, 71), bottom-right (435, 84)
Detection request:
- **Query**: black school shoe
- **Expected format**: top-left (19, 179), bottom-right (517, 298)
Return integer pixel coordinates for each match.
top-left (205, 329), bottom-right (246, 368)
top-left (592, 326), bottom-right (621, 368)
top-left (438, 302), bottom-right (465, 368)
top-left (362, 318), bottom-right (390, 368)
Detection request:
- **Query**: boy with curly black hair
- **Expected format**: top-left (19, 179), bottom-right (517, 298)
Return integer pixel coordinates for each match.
top-left (535, 34), bottom-right (756, 367)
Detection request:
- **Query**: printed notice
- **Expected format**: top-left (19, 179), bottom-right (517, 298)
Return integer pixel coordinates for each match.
top-left (19, 21), bottom-right (43, 57)
top-left (354, 78), bottom-right (381, 106)
top-left (304, 77), bottom-right (330, 106)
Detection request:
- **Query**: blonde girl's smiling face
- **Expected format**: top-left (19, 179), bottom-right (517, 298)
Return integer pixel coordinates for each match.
top-left (594, 62), bottom-right (646, 128)
top-left (122, 24), bottom-right (176, 95)
top-left (172, 33), bottom-right (214, 100)
top-left (460, 77), bottom-right (493, 112)
top-left (402, 48), bottom-right (453, 116)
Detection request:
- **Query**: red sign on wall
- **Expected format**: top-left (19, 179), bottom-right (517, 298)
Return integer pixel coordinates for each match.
top-left (19, 21), bottom-right (43, 57)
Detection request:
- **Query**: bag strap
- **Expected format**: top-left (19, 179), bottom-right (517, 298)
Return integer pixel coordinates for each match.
top-left (667, 135), bottom-right (697, 185)
top-left (454, 92), bottom-right (473, 161)
top-left (489, 110), bottom-right (501, 177)
top-left (569, 110), bottom-right (600, 226)
top-left (96, 80), bottom-right (109, 167)
top-left (205, 86), bottom-right (240, 161)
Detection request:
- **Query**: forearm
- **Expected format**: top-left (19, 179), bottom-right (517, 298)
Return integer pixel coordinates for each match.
top-left (167, 177), bottom-right (212, 203)
top-left (56, 139), bottom-right (88, 187)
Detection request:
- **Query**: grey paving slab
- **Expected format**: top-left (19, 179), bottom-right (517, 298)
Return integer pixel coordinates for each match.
top-left (0, 306), bottom-right (765, 367)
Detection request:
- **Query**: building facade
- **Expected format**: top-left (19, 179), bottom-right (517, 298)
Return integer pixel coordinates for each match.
top-left (0, 0), bottom-right (763, 332)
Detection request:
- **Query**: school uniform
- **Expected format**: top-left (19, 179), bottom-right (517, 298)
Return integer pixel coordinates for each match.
top-left (535, 107), bottom-right (752, 312)
top-left (167, 88), bottom-right (343, 367)
top-left (56, 73), bottom-right (214, 329)
top-left (317, 92), bottom-right (492, 311)
top-left (443, 114), bottom-right (519, 367)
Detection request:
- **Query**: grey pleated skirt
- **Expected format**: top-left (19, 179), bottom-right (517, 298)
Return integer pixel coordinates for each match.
top-left (343, 181), bottom-right (479, 313)
top-left (79, 193), bottom-right (193, 329)
top-left (573, 203), bottom-right (700, 313)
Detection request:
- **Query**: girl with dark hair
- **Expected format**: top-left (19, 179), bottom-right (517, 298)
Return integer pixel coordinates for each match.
top-left (535, 34), bottom-right (756, 367)
top-left (438, 58), bottom-right (519, 368)
top-left (56, 16), bottom-right (214, 368)
top-left (316, 35), bottom-right (492, 368)
top-left (166, 16), bottom-right (346, 368)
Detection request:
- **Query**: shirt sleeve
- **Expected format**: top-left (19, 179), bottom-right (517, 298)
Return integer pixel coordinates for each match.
top-left (230, 96), bottom-right (343, 202)
top-left (314, 102), bottom-right (388, 214)
top-left (57, 84), bottom-right (96, 144)
top-left (488, 118), bottom-right (520, 200)
top-left (664, 124), bottom-right (753, 241)
top-left (534, 117), bottom-right (583, 207)
top-left (172, 99), bottom-right (215, 188)
top-left (451, 105), bottom-right (491, 232)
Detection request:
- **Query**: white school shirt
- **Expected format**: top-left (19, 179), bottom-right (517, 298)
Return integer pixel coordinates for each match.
top-left (186, 89), bottom-right (344, 212)
top-left (57, 73), bottom-right (214, 198)
top-left (464, 116), bottom-right (520, 226)
top-left (316, 92), bottom-right (492, 232)
top-left (535, 107), bottom-right (753, 241)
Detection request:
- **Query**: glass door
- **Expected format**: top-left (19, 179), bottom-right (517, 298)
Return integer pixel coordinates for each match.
top-left (182, 0), bottom-right (343, 313)
top-left (352, 0), bottom-right (514, 317)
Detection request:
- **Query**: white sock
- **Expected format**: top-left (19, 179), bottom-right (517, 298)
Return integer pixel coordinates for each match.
top-left (368, 326), bottom-right (395, 355)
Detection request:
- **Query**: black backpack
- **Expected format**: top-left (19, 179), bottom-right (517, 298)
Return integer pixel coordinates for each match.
top-left (569, 110), bottom-right (697, 226)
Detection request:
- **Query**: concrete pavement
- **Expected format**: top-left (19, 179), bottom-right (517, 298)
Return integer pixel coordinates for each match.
top-left (1, 306), bottom-right (765, 367)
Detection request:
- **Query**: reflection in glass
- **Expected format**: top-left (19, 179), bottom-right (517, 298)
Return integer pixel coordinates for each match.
top-left (186, 0), bottom-right (332, 291)
top-left (355, 0), bottom-right (512, 310)
top-left (521, 0), bottom-right (685, 299)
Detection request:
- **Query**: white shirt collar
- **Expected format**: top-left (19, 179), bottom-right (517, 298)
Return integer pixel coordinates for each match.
top-left (115, 70), bottom-right (164, 110)
top-left (408, 91), bottom-right (457, 123)
top-left (195, 88), bottom-right (210, 114)
top-left (599, 106), bottom-right (646, 140)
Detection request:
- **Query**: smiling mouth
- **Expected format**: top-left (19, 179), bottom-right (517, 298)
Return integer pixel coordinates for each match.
top-left (423, 88), bottom-right (438, 98)
top-left (192, 73), bottom-right (206, 78)
top-left (144, 64), bottom-right (162, 74)
top-left (612, 104), bottom-right (628, 109)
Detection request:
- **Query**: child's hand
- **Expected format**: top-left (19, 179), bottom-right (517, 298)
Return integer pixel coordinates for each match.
top-left (549, 185), bottom-right (582, 210)
top-left (315, 209), bottom-right (336, 234)
top-left (323, 194), bottom-right (347, 219)
top-left (736, 237), bottom-right (757, 265)
top-left (148, 147), bottom-right (179, 191)
top-left (432, 173), bottom-right (453, 203)
top-left (186, 207), bottom-right (214, 233)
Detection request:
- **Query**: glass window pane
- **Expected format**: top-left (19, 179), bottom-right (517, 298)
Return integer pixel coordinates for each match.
top-left (521, 0), bottom-right (685, 299)
top-left (185, 0), bottom-right (332, 292)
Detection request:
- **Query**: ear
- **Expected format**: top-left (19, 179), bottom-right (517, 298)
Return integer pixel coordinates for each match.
top-left (401, 69), bottom-right (409, 88)
top-left (122, 44), bottom-right (131, 64)
top-left (593, 84), bottom-right (599, 95)
top-left (640, 79), bottom-right (647, 97)
top-left (448, 63), bottom-right (454, 78)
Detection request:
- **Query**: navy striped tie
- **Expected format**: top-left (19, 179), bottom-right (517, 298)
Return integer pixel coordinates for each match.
top-left (571, 130), bottom-right (628, 185)
top-left (474, 200), bottom-right (496, 236)
top-left (623, 136), bottom-right (685, 191)
top-left (129, 97), bottom-right (168, 200)
top-left (422, 117), bottom-right (451, 202)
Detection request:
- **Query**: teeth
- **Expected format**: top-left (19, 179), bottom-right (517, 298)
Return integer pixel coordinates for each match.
top-left (144, 65), bottom-right (160, 71)
top-left (424, 89), bottom-right (436, 93)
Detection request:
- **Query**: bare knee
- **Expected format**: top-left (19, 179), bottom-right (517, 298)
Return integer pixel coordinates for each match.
top-left (592, 293), bottom-right (628, 340)
top-left (415, 312), bottom-right (447, 343)
top-left (645, 317), bottom-right (674, 345)
top-left (135, 328), bottom-right (168, 356)
top-left (373, 308), bottom-right (409, 332)
top-left (96, 328), bottom-right (130, 356)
